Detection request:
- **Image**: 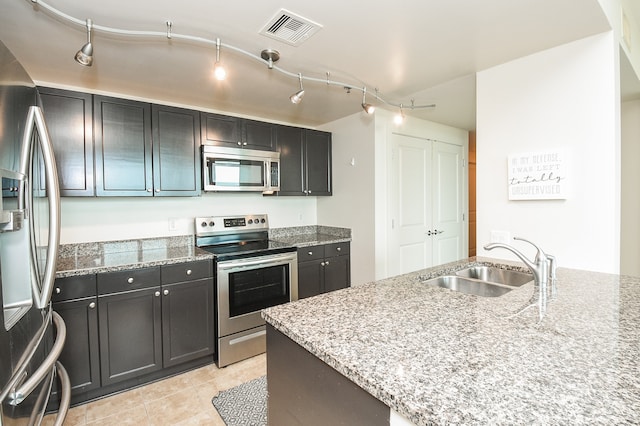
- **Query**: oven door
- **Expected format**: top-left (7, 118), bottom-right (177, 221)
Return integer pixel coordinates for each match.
top-left (217, 251), bottom-right (298, 337)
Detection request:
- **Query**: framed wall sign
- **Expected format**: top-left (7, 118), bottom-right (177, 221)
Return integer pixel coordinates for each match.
top-left (508, 149), bottom-right (567, 200)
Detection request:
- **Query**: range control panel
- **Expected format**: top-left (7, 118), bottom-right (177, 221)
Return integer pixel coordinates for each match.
top-left (195, 214), bottom-right (269, 236)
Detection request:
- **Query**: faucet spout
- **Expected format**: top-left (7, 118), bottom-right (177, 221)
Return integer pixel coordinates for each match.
top-left (483, 237), bottom-right (551, 321)
top-left (483, 242), bottom-right (541, 284)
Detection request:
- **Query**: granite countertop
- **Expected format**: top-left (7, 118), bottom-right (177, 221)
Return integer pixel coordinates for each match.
top-left (55, 236), bottom-right (213, 278)
top-left (269, 225), bottom-right (351, 248)
top-left (56, 225), bottom-right (351, 278)
top-left (262, 257), bottom-right (640, 425)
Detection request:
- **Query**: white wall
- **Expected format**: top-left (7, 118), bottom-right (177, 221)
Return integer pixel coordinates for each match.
top-left (320, 109), bottom-right (467, 285)
top-left (60, 194), bottom-right (317, 244)
top-left (476, 32), bottom-right (620, 273)
top-left (621, 99), bottom-right (640, 276)
top-left (318, 113), bottom-right (376, 286)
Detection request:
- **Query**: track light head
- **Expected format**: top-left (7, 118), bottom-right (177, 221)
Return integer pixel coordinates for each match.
top-left (213, 38), bottom-right (226, 80)
top-left (394, 104), bottom-right (405, 124)
top-left (74, 18), bottom-right (93, 66)
top-left (361, 87), bottom-right (375, 114)
top-left (290, 73), bottom-right (305, 104)
top-left (362, 103), bottom-right (375, 114)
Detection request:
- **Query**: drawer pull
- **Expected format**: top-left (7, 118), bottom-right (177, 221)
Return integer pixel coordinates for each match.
top-left (163, 289), bottom-right (169, 296)
top-left (127, 277), bottom-right (134, 284)
top-left (186, 269), bottom-right (192, 276)
top-left (89, 302), bottom-right (96, 309)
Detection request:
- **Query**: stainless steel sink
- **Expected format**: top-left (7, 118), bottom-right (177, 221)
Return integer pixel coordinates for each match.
top-left (422, 275), bottom-right (513, 297)
top-left (455, 266), bottom-right (533, 287)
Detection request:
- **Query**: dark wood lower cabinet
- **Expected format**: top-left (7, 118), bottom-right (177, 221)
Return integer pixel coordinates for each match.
top-left (98, 287), bottom-right (163, 386)
top-left (52, 260), bottom-right (215, 405)
top-left (297, 242), bottom-right (350, 299)
top-left (267, 324), bottom-right (388, 425)
top-left (53, 297), bottom-right (100, 394)
top-left (161, 278), bottom-right (215, 368)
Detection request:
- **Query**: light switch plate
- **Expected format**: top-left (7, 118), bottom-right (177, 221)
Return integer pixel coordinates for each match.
top-left (490, 230), bottom-right (511, 244)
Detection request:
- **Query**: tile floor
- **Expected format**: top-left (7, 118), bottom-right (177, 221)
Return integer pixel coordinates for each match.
top-left (42, 354), bottom-right (266, 426)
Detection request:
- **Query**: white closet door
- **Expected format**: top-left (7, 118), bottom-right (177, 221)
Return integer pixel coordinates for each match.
top-left (389, 133), bottom-right (433, 276)
top-left (432, 141), bottom-right (464, 265)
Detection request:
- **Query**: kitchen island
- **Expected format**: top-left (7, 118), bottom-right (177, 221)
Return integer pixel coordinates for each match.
top-left (262, 257), bottom-right (640, 425)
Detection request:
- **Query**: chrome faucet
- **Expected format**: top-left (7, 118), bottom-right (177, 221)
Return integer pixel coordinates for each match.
top-left (484, 237), bottom-right (551, 319)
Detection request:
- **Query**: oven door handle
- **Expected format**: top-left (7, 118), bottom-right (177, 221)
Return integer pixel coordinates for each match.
top-left (218, 254), bottom-right (296, 272)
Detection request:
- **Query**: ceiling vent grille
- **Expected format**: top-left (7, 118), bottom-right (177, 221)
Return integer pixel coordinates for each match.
top-left (259, 9), bottom-right (322, 46)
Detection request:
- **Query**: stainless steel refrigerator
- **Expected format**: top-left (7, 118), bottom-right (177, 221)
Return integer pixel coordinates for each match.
top-left (0, 40), bottom-right (69, 425)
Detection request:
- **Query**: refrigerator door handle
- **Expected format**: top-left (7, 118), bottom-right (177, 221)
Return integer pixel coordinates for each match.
top-left (7, 310), bottom-right (66, 406)
top-left (20, 105), bottom-right (61, 309)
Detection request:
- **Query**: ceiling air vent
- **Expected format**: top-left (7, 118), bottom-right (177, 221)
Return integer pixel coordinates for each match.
top-left (259, 9), bottom-right (322, 46)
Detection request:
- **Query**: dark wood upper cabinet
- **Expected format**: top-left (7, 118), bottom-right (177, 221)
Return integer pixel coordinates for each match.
top-left (276, 125), bottom-right (305, 195)
top-left (276, 126), bottom-right (332, 196)
top-left (305, 130), bottom-right (332, 196)
top-left (94, 96), bottom-right (201, 196)
top-left (151, 105), bottom-right (201, 196)
top-left (201, 113), bottom-right (275, 151)
top-left (38, 87), bottom-right (95, 196)
top-left (243, 119), bottom-right (275, 150)
top-left (94, 95), bottom-right (153, 196)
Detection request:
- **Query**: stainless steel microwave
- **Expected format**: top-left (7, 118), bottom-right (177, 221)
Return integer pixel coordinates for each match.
top-left (202, 145), bottom-right (280, 193)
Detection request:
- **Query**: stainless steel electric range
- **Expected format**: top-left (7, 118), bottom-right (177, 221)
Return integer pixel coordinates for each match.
top-left (195, 214), bottom-right (298, 367)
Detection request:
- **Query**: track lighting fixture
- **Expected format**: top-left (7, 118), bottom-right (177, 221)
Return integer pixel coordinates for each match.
top-left (34, 0), bottom-right (436, 116)
top-left (394, 104), bottom-right (405, 124)
top-left (74, 18), bottom-right (94, 66)
top-left (213, 38), bottom-right (226, 81)
top-left (260, 49), bottom-right (280, 69)
top-left (361, 87), bottom-right (375, 114)
top-left (290, 73), bottom-right (305, 104)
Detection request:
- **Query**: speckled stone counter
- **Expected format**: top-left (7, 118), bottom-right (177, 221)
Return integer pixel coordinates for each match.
top-left (269, 225), bottom-right (351, 247)
top-left (262, 257), bottom-right (640, 425)
top-left (56, 236), bottom-right (213, 278)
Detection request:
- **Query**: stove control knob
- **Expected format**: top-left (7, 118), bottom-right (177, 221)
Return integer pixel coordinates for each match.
top-left (248, 219), bottom-right (253, 224)
top-left (209, 221), bottom-right (215, 227)
top-left (201, 221), bottom-right (207, 227)
top-left (261, 218), bottom-right (266, 223)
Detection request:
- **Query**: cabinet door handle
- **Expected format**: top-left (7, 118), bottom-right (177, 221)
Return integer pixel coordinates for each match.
top-left (155, 291), bottom-right (160, 297)
top-left (325, 260), bottom-right (330, 265)
top-left (308, 251), bottom-right (313, 256)
top-left (336, 247), bottom-right (341, 252)
top-left (186, 269), bottom-right (192, 276)
top-left (320, 262), bottom-right (325, 267)
top-left (237, 141), bottom-right (242, 146)
top-left (127, 277), bottom-right (134, 284)
top-left (163, 289), bottom-right (169, 296)
top-left (146, 188), bottom-right (152, 192)
top-left (89, 302), bottom-right (96, 309)
top-left (154, 188), bottom-right (160, 193)
top-left (242, 142), bottom-right (247, 146)
top-left (55, 287), bottom-right (61, 294)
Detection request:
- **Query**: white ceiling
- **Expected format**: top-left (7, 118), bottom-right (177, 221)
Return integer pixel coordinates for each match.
top-left (0, 0), bottom-right (620, 130)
